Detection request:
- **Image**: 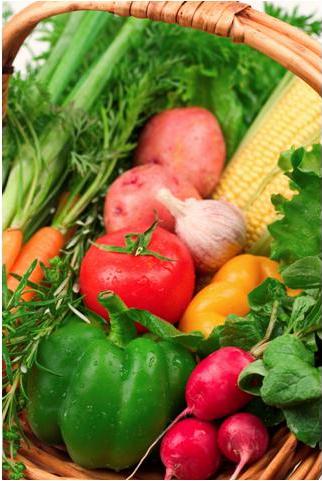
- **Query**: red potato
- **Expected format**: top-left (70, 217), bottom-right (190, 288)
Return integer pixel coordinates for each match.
top-left (79, 224), bottom-right (195, 327)
top-left (217, 413), bottom-right (269, 480)
top-left (135, 107), bottom-right (226, 197)
top-left (160, 418), bottom-right (221, 480)
top-left (185, 347), bottom-right (254, 420)
top-left (104, 164), bottom-right (200, 233)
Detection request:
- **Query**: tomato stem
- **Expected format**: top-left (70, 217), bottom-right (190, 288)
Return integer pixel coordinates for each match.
top-left (92, 220), bottom-right (175, 262)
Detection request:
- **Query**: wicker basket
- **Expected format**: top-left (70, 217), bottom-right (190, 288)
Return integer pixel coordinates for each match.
top-left (2, 2), bottom-right (322, 480)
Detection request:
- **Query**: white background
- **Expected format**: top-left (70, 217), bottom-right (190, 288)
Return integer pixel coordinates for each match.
top-left (4, 0), bottom-right (322, 72)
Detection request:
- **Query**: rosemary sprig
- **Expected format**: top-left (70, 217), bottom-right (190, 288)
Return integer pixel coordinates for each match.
top-left (2, 198), bottom-right (104, 478)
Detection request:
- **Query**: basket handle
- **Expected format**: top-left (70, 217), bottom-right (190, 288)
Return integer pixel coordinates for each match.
top-left (3, 0), bottom-right (322, 115)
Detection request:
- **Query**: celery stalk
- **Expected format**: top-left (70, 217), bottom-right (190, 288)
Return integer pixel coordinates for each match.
top-left (3, 18), bottom-right (147, 230)
top-left (46, 12), bottom-right (115, 104)
top-left (36, 12), bottom-right (86, 87)
top-left (64, 18), bottom-right (147, 112)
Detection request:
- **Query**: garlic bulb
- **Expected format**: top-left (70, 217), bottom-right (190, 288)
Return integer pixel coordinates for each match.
top-left (157, 188), bottom-right (246, 272)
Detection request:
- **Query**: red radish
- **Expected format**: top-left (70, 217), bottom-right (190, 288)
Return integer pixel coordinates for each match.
top-left (79, 223), bottom-right (195, 327)
top-left (185, 347), bottom-right (254, 420)
top-left (135, 107), bottom-right (226, 197)
top-left (217, 413), bottom-right (269, 480)
top-left (160, 418), bottom-right (221, 480)
top-left (104, 164), bottom-right (200, 233)
top-left (127, 348), bottom-right (254, 480)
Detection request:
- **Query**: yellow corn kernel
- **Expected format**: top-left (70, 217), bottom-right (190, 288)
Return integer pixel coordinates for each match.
top-left (213, 73), bottom-right (321, 249)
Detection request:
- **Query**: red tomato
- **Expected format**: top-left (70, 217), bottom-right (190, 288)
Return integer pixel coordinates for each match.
top-left (79, 225), bottom-right (195, 327)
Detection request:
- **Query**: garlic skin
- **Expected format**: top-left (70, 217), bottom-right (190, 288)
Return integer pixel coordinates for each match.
top-left (157, 188), bottom-right (246, 272)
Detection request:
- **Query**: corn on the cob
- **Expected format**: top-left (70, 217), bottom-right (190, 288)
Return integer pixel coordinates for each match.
top-left (213, 73), bottom-right (321, 250)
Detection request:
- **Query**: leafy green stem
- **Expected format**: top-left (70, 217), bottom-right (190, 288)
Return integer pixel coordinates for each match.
top-left (250, 300), bottom-right (279, 357)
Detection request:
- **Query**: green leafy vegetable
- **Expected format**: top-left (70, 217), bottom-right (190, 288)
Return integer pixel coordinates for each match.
top-left (294, 297), bottom-right (322, 339)
top-left (269, 145), bottom-right (321, 266)
top-left (219, 314), bottom-right (269, 351)
top-left (239, 335), bottom-right (322, 447)
top-left (245, 397), bottom-right (284, 427)
top-left (283, 399), bottom-right (321, 447)
top-left (261, 335), bottom-right (321, 407)
top-left (248, 278), bottom-right (287, 314)
top-left (197, 325), bottom-right (223, 357)
top-left (282, 256), bottom-right (322, 289)
top-left (287, 295), bottom-right (317, 333)
top-left (238, 359), bottom-right (267, 396)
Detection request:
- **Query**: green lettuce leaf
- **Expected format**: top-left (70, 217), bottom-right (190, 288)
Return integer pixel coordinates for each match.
top-left (239, 334), bottom-right (322, 447)
top-left (283, 399), bottom-right (322, 447)
top-left (182, 66), bottom-right (245, 158)
top-left (219, 314), bottom-right (268, 351)
top-left (282, 256), bottom-right (322, 289)
top-left (245, 397), bottom-right (284, 427)
top-left (269, 145), bottom-right (321, 266)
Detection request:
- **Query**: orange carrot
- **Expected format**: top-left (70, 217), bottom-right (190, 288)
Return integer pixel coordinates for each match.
top-left (7, 227), bottom-right (65, 301)
top-left (2, 228), bottom-right (23, 275)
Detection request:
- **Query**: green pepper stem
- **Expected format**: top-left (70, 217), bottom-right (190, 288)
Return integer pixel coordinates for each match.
top-left (98, 292), bottom-right (136, 347)
top-left (98, 291), bottom-right (127, 316)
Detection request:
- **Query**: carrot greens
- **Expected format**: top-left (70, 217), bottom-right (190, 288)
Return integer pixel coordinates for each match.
top-left (3, 18), bottom-right (147, 232)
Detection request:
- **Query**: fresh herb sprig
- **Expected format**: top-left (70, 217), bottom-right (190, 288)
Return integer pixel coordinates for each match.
top-left (2, 259), bottom-right (76, 477)
top-left (2, 256), bottom-right (78, 472)
top-left (2, 197), bottom-right (103, 478)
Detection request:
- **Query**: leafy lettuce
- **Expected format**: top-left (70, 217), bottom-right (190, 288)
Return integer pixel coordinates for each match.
top-left (269, 145), bottom-right (321, 267)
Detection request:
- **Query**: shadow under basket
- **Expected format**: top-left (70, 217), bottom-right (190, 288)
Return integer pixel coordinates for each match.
top-left (3, 1), bottom-right (322, 480)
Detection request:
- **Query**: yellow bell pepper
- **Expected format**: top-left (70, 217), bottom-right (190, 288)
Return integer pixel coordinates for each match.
top-left (180, 254), bottom-right (299, 337)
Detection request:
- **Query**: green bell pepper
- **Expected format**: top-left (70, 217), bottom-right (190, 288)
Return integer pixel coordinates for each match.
top-left (26, 293), bottom-right (197, 470)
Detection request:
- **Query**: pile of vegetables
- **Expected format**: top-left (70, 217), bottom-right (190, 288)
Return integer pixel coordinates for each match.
top-left (2, 3), bottom-right (322, 480)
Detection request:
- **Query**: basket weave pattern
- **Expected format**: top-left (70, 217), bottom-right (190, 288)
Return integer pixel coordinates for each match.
top-left (2, 2), bottom-right (322, 479)
top-left (13, 424), bottom-right (322, 480)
